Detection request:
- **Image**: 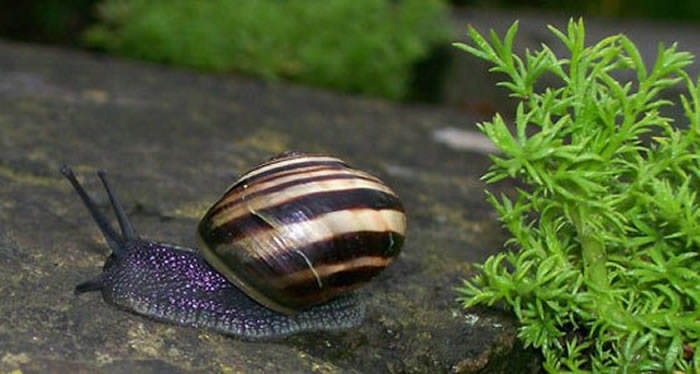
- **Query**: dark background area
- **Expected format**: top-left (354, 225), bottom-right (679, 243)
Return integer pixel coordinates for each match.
top-left (1, 0), bottom-right (698, 106)
top-left (0, 0), bottom-right (98, 45)
top-left (2, 0), bottom-right (699, 46)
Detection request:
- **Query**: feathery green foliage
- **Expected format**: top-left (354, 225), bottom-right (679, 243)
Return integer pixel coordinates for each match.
top-left (84, 0), bottom-right (448, 100)
top-left (455, 19), bottom-right (699, 372)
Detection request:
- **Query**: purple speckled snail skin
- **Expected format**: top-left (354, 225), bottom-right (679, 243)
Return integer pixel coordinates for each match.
top-left (62, 152), bottom-right (406, 338)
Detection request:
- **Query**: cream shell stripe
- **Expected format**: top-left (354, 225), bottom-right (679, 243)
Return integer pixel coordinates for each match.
top-left (219, 166), bottom-right (382, 208)
top-left (212, 171), bottom-right (398, 226)
top-left (235, 155), bottom-right (346, 184)
top-left (232, 208), bottom-right (406, 263)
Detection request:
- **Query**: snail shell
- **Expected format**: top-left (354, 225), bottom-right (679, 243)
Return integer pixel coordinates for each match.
top-left (198, 152), bottom-right (406, 314)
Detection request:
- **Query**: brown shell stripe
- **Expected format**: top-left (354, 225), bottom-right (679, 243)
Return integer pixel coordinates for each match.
top-left (217, 207), bottom-right (405, 257)
top-left (231, 164), bottom-right (365, 196)
top-left (202, 190), bottom-right (404, 287)
top-left (245, 154), bottom-right (344, 176)
top-left (205, 188), bottom-right (405, 247)
top-left (214, 168), bottom-right (382, 217)
top-left (227, 155), bottom-right (348, 192)
top-left (202, 209), bottom-right (405, 295)
top-left (273, 230), bottom-right (405, 265)
top-left (271, 229), bottom-right (405, 302)
top-left (240, 161), bottom-right (383, 190)
top-left (278, 263), bottom-right (391, 304)
top-left (213, 176), bottom-right (400, 226)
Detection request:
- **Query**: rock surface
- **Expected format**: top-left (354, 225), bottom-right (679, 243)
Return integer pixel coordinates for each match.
top-left (0, 36), bottom-right (540, 374)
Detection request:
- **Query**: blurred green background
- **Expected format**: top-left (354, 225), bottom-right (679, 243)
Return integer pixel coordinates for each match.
top-left (1, 0), bottom-right (699, 102)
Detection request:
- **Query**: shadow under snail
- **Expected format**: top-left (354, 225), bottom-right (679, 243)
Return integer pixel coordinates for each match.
top-left (62, 152), bottom-right (406, 339)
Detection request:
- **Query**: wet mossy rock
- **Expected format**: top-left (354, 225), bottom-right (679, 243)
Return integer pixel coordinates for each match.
top-left (0, 39), bottom-right (540, 373)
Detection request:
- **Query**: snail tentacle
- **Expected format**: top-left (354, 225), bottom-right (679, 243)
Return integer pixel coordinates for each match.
top-left (74, 273), bottom-right (106, 294)
top-left (60, 165), bottom-right (125, 255)
top-left (97, 170), bottom-right (137, 241)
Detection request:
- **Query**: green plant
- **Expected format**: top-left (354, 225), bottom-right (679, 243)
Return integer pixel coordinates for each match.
top-left (455, 19), bottom-right (699, 372)
top-left (85, 0), bottom-right (448, 100)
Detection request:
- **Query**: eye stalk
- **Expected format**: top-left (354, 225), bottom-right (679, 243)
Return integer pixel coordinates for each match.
top-left (97, 170), bottom-right (138, 241)
top-left (61, 166), bottom-right (139, 294)
top-left (61, 166), bottom-right (127, 254)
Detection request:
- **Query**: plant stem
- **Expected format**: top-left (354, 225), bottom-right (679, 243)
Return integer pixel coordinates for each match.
top-left (574, 209), bottom-right (609, 291)
top-left (573, 207), bottom-right (639, 331)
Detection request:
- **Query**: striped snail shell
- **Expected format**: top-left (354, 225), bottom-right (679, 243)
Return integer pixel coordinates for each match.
top-left (198, 151), bottom-right (407, 314)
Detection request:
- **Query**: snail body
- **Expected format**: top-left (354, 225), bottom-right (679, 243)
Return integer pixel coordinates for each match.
top-left (62, 152), bottom-right (406, 339)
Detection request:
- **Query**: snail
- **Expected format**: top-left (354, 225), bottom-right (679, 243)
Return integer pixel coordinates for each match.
top-left (62, 151), bottom-right (406, 339)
